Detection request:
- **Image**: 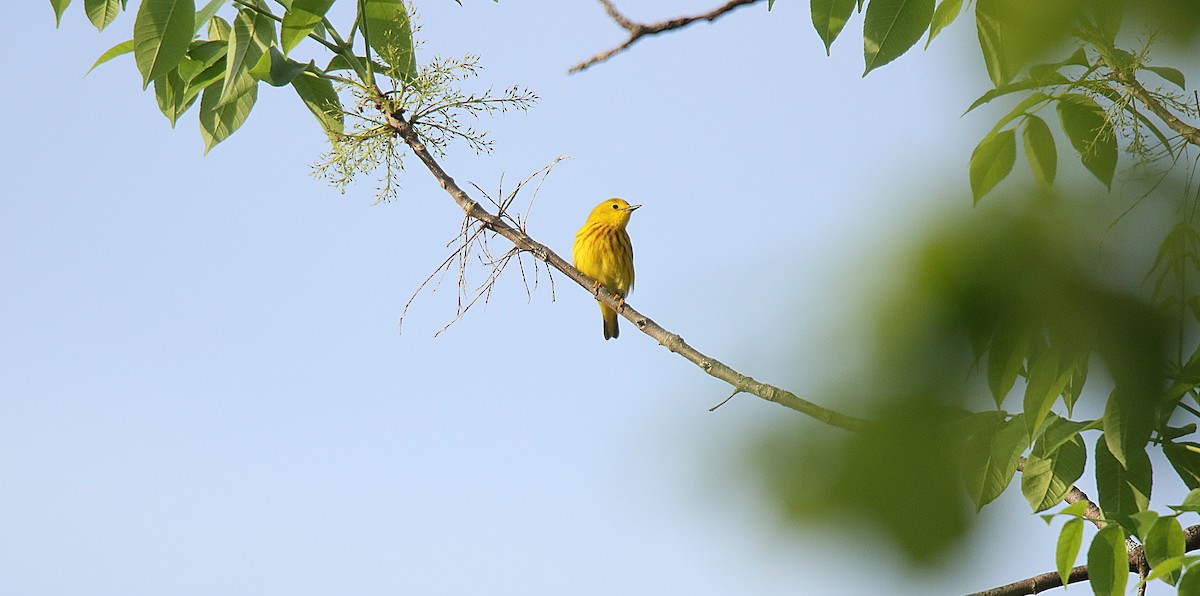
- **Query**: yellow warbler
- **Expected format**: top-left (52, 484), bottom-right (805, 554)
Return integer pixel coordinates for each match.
top-left (573, 198), bottom-right (641, 340)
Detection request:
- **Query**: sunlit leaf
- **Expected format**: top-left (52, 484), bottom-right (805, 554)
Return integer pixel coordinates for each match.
top-left (811, 0), bottom-right (856, 55)
top-left (199, 81), bottom-right (257, 154)
top-left (969, 129), bottom-right (1016, 202)
top-left (282, 0), bottom-right (334, 54)
top-left (133, 0), bottom-right (196, 88)
top-left (87, 39), bottom-right (134, 75)
top-left (360, 0), bottom-right (416, 81)
top-left (925, 0), bottom-right (962, 48)
top-left (1057, 517), bottom-right (1083, 586)
top-left (1088, 525), bottom-right (1128, 596)
top-left (85, 0), bottom-right (123, 31)
top-left (1023, 114), bottom-right (1056, 186)
top-left (862, 0), bottom-right (934, 76)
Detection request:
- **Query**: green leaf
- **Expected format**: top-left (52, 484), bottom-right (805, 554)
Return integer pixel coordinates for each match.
top-left (133, 0), bottom-right (196, 89)
top-left (1088, 525), bottom-right (1129, 596)
top-left (1144, 65), bottom-right (1186, 90)
top-left (1037, 417), bottom-right (1100, 455)
top-left (1171, 488), bottom-right (1200, 514)
top-left (219, 6), bottom-right (274, 107)
top-left (85, 0), bottom-right (122, 31)
top-left (862, 0), bottom-right (934, 76)
top-left (1023, 348), bottom-right (1074, 438)
top-left (199, 81), bottom-right (257, 154)
top-left (975, 0), bottom-right (1013, 86)
top-left (1023, 114), bottom-right (1056, 187)
top-left (924, 0), bottom-right (962, 48)
top-left (249, 46), bottom-right (310, 87)
top-left (969, 128), bottom-right (1016, 202)
top-left (1103, 387), bottom-right (1154, 468)
top-left (208, 15), bottom-right (231, 41)
top-left (360, 0), bottom-right (417, 81)
top-left (291, 68), bottom-right (344, 136)
top-left (87, 39), bottom-right (134, 75)
top-left (1165, 442), bottom-right (1200, 489)
top-left (193, 0), bottom-right (227, 35)
top-left (1145, 555), bottom-right (1187, 584)
top-left (1057, 517), bottom-right (1084, 587)
top-left (811, 0), bottom-right (856, 55)
top-left (963, 414), bottom-right (1029, 510)
top-left (51, 0), bottom-right (72, 27)
top-left (1096, 433), bottom-right (1152, 516)
top-left (1179, 564), bottom-right (1200, 593)
top-left (1146, 517), bottom-right (1186, 585)
top-left (281, 0), bottom-right (334, 54)
top-left (986, 325), bottom-right (1028, 407)
top-left (1057, 94), bottom-right (1117, 189)
top-left (1022, 434), bottom-right (1086, 512)
top-left (178, 40), bottom-right (227, 82)
top-left (153, 68), bottom-right (197, 127)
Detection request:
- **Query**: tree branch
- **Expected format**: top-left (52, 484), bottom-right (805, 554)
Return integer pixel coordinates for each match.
top-left (1113, 71), bottom-right (1200, 147)
top-left (968, 524), bottom-right (1200, 596)
top-left (378, 106), bottom-right (863, 431)
top-left (569, 0), bottom-right (764, 74)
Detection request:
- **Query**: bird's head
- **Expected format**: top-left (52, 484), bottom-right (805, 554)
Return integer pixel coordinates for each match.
top-left (587, 198), bottom-right (641, 228)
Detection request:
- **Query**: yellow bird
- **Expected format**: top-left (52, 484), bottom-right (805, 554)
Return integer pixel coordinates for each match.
top-left (573, 198), bottom-right (641, 340)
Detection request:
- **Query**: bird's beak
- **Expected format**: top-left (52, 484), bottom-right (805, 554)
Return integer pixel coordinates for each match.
top-left (626, 204), bottom-right (642, 212)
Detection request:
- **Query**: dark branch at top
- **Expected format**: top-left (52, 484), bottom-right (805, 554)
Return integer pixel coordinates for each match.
top-left (569, 0), bottom-right (764, 74)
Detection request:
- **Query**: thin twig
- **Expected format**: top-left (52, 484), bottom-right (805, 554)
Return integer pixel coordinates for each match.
top-left (569, 0), bottom-right (764, 74)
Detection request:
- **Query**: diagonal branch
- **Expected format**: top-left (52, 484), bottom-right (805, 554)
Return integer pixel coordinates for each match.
top-left (1112, 71), bottom-right (1200, 147)
top-left (569, 0), bottom-right (764, 74)
top-left (968, 524), bottom-right (1200, 596)
top-left (379, 106), bottom-right (863, 431)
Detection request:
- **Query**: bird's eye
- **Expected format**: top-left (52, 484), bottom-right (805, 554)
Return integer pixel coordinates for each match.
top-left (611, 204), bottom-right (619, 209)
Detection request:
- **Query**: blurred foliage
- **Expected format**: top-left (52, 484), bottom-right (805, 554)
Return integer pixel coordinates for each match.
top-left (756, 192), bottom-right (1179, 568)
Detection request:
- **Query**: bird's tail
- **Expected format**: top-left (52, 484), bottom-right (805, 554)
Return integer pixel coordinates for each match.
top-left (600, 303), bottom-right (619, 340)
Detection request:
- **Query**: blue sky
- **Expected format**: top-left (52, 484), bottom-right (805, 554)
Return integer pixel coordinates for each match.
top-left (3, 1), bottom-right (1180, 594)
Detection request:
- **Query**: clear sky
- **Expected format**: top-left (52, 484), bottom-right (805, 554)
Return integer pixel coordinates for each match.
top-left (4, 1), bottom-right (1188, 594)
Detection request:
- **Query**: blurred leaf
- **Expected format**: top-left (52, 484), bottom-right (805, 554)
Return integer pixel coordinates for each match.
top-left (1057, 94), bottom-right (1117, 189)
top-left (360, 0), bottom-right (417, 81)
top-left (862, 0), bottom-right (934, 76)
top-left (1146, 516), bottom-right (1186, 585)
top-left (970, 129), bottom-right (1016, 202)
top-left (85, 0), bottom-right (122, 31)
top-left (87, 39), bottom-right (134, 75)
top-left (987, 324), bottom-right (1029, 407)
top-left (1023, 348), bottom-right (1074, 437)
top-left (133, 0), bottom-right (196, 88)
top-left (1023, 114), bottom-right (1057, 186)
top-left (1144, 65), bottom-right (1186, 90)
top-left (757, 402), bottom-right (972, 565)
top-left (1096, 433), bottom-right (1152, 516)
top-left (1164, 442), bottom-right (1200, 489)
top-left (1057, 517), bottom-right (1084, 586)
top-left (964, 414), bottom-right (1029, 510)
top-left (811, 0), bottom-right (856, 55)
top-left (281, 0), bottom-right (334, 54)
top-left (1022, 433), bottom-right (1086, 511)
top-left (1088, 525), bottom-right (1129, 596)
top-left (925, 0), bottom-right (962, 48)
top-left (975, 0), bottom-right (1088, 87)
top-left (1180, 564), bottom-right (1200, 593)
